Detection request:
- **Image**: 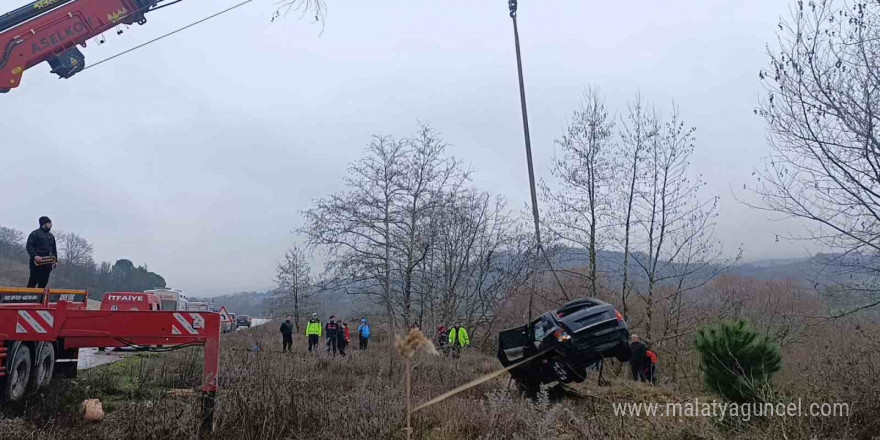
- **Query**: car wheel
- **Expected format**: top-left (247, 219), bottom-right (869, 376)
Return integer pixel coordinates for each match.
top-left (515, 378), bottom-right (539, 398)
top-left (30, 342), bottom-right (55, 391)
top-left (613, 341), bottom-right (632, 362)
top-left (1, 343), bottom-right (32, 403)
top-left (550, 359), bottom-right (574, 383)
top-left (572, 367), bottom-right (588, 383)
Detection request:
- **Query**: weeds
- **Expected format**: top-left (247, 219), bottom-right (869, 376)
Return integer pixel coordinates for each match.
top-left (0, 321), bottom-right (869, 440)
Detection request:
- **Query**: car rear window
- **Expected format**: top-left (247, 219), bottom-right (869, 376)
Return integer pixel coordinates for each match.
top-left (556, 300), bottom-right (598, 317)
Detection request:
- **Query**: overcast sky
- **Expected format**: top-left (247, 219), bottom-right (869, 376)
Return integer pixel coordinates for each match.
top-left (2, 0), bottom-right (813, 296)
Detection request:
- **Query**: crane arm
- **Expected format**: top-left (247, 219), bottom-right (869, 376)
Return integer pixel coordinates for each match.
top-left (0, 0), bottom-right (175, 92)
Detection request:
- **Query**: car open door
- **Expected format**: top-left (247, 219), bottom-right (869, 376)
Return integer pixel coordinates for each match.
top-left (498, 324), bottom-right (531, 366)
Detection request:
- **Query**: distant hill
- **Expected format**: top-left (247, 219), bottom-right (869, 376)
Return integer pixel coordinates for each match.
top-left (548, 246), bottom-right (877, 293)
top-left (191, 291), bottom-right (274, 317)
top-left (198, 287), bottom-right (383, 321)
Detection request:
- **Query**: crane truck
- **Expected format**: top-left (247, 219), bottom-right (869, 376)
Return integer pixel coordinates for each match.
top-left (0, 287), bottom-right (221, 433)
top-left (0, 0), bottom-right (180, 92)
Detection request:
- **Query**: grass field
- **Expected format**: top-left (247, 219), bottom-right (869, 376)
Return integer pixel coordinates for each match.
top-left (0, 321), bottom-right (871, 440)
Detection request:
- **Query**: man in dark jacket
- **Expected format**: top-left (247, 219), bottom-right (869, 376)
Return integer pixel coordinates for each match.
top-left (280, 316), bottom-right (294, 353)
top-left (337, 321), bottom-right (349, 357)
top-left (325, 316), bottom-right (340, 357)
top-left (629, 334), bottom-right (648, 382)
top-left (26, 216), bottom-right (58, 288)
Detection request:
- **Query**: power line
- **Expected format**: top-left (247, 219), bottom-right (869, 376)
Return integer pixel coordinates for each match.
top-left (84, 0), bottom-right (253, 71)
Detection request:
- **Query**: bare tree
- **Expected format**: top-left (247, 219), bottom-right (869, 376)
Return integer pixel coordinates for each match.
top-left (274, 245), bottom-right (313, 330)
top-left (272, 0), bottom-right (326, 23)
top-left (0, 226), bottom-right (25, 258)
top-left (393, 125), bottom-right (466, 328)
top-left (303, 135), bottom-right (406, 337)
top-left (753, 0), bottom-right (880, 312)
top-left (56, 231), bottom-right (94, 267)
top-left (628, 106), bottom-right (726, 342)
top-left (419, 189), bottom-right (532, 331)
top-left (614, 94), bottom-right (657, 320)
top-left (303, 125), bottom-right (532, 338)
top-left (541, 87), bottom-right (615, 298)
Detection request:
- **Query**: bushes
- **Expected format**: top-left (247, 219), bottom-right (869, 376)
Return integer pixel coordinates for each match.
top-left (694, 320), bottom-right (781, 402)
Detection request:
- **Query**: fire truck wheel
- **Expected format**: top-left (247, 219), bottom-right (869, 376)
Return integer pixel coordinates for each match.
top-left (30, 342), bottom-right (55, 391)
top-left (1, 343), bottom-right (32, 403)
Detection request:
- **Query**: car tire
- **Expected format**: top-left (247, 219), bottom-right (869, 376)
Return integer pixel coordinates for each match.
top-left (30, 342), bottom-right (55, 391)
top-left (550, 359), bottom-right (575, 383)
top-left (572, 367), bottom-right (588, 383)
top-left (613, 341), bottom-right (632, 362)
top-left (1, 343), bottom-right (32, 403)
top-left (515, 378), bottom-right (540, 398)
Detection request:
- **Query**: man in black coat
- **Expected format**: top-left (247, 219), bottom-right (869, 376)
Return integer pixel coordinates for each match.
top-left (629, 334), bottom-right (648, 382)
top-left (280, 316), bottom-right (294, 353)
top-left (325, 316), bottom-right (340, 357)
top-left (26, 216), bottom-right (58, 288)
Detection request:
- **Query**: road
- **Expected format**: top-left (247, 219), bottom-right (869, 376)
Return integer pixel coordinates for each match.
top-left (77, 347), bottom-right (132, 370)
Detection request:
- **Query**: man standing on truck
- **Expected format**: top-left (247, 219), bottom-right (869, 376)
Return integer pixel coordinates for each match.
top-left (629, 334), bottom-right (648, 382)
top-left (280, 316), bottom-right (294, 353)
top-left (26, 216), bottom-right (58, 288)
top-left (306, 313), bottom-right (322, 353)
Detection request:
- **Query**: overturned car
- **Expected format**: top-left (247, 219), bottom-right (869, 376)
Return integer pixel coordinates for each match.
top-left (497, 298), bottom-right (631, 394)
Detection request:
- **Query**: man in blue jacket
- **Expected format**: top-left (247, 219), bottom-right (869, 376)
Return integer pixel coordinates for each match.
top-left (357, 317), bottom-right (371, 350)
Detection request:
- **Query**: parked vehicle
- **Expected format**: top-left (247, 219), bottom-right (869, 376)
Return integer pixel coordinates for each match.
top-left (99, 292), bottom-right (161, 312)
top-left (146, 288), bottom-right (188, 311)
top-left (187, 301), bottom-right (213, 312)
top-left (236, 315), bottom-right (252, 328)
top-left (497, 298), bottom-right (631, 395)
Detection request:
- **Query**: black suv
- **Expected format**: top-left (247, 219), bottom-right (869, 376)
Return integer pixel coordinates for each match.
top-left (498, 298), bottom-right (631, 394)
top-left (236, 315), bottom-right (252, 328)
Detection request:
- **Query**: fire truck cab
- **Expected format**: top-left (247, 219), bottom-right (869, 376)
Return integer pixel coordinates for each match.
top-left (99, 292), bottom-right (162, 312)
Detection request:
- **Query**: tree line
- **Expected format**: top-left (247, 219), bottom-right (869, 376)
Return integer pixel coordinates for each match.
top-left (274, 97), bottom-right (733, 344)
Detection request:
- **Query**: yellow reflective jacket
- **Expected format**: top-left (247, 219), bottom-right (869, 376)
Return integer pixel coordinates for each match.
top-left (305, 319), bottom-right (322, 336)
top-left (448, 326), bottom-right (470, 347)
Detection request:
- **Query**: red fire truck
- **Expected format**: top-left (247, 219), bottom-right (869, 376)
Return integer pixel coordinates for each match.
top-left (99, 291), bottom-right (162, 311)
top-left (0, 287), bottom-right (220, 432)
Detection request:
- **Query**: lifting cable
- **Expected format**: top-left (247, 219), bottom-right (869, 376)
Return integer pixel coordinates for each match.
top-left (508, 0), bottom-right (570, 319)
top-left (84, 0), bottom-right (253, 71)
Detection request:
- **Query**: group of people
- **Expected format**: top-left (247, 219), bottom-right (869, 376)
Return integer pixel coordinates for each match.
top-left (281, 314), bottom-right (373, 356)
top-left (282, 316), bottom-right (474, 358)
top-left (628, 334), bottom-right (658, 384)
top-left (434, 323), bottom-right (471, 357)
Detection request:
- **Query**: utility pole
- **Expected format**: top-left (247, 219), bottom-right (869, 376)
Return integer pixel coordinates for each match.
top-left (507, 0), bottom-right (568, 318)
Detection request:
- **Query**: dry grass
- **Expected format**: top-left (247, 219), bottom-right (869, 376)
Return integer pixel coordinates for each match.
top-left (0, 321), bottom-right (872, 440)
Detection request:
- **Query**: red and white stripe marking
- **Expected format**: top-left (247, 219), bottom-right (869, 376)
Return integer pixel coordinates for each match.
top-left (171, 313), bottom-right (205, 336)
top-left (15, 310), bottom-right (54, 334)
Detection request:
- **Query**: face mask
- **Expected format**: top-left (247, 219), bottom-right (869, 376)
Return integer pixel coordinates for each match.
top-left (43, 225), bottom-right (51, 232)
